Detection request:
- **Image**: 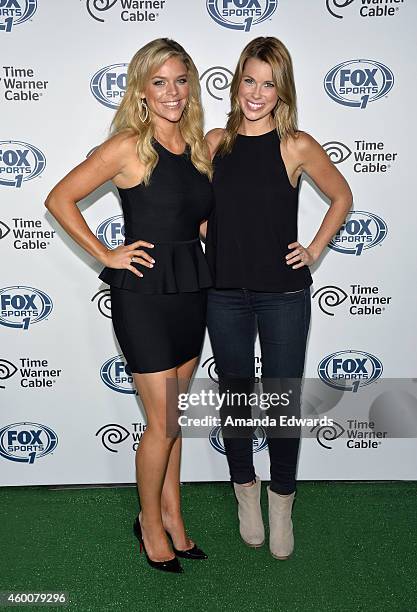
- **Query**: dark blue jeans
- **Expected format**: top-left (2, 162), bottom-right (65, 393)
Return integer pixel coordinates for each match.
top-left (207, 287), bottom-right (311, 494)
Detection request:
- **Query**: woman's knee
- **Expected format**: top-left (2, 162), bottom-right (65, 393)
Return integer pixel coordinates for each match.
top-left (140, 421), bottom-right (181, 447)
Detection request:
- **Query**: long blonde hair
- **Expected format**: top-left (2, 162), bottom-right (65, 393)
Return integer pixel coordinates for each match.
top-left (111, 38), bottom-right (212, 184)
top-left (218, 37), bottom-right (298, 156)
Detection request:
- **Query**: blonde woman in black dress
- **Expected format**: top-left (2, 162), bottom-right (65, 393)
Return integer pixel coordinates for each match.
top-left (45, 39), bottom-right (212, 573)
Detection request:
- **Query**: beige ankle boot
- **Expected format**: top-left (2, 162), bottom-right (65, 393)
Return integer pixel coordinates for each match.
top-left (267, 486), bottom-right (295, 560)
top-left (233, 476), bottom-right (265, 547)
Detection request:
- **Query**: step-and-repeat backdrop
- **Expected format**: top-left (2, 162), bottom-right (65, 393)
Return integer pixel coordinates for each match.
top-left (1, 0), bottom-right (416, 485)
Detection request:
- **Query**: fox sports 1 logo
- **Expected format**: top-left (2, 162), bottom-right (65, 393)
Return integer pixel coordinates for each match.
top-left (0, 0), bottom-right (37, 32)
top-left (0, 140), bottom-right (46, 188)
top-left (90, 64), bottom-right (127, 110)
top-left (0, 422), bottom-right (58, 464)
top-left (209, 425), bottom-right (268, 454)
top-left (206, 0), bottom-right (278, 31)
top-left (324, 59), bottom-right (394, 109)
top-left (329, 211), bottom-right (387, 256)
top-left (0, 285), bottom-right (53, 330)
top-left (318, 350), bottom-right (383, 392)
top-left (96, 215), bottom-right (125, 249)
top-left (100, 355), bottom-right (136, 394)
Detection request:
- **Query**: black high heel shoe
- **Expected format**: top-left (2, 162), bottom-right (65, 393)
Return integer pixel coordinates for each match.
top-left (165, 530), bottom-right (208, 560)
top-left (133, 516), bottom-right (184, 573)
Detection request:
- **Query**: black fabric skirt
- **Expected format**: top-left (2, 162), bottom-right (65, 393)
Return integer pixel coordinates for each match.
top-left (110, 286), bottom-right (207, 374)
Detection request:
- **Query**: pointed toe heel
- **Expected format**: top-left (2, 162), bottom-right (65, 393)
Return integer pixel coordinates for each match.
top-left (133, 516), bottom-right (184, 574)
top-left (165, 530), bottom-right (208, 560)
top-left (172, 542), bottom-right (208, 560)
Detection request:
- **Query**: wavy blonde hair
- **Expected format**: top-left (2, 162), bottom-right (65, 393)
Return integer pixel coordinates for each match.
top-left (111, 38), bottom-right (212, 184)
top-left (218, 37), bottom-right (298, 156)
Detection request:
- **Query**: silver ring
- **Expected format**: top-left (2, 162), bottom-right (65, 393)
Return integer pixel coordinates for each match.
top-left (130, 256), bottom-right (136, 263)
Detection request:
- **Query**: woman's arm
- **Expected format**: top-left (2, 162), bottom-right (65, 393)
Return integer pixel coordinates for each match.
top-left (205, 128), bottom-right (224, 161)
top-left (199, 128), bottom-right (225, 241)
top-left (44, 132), bottom-right (154, 276)
top-left (283, 131), bottom-right (353, 269)
top-left (199, 220), bottom-right (208, 241)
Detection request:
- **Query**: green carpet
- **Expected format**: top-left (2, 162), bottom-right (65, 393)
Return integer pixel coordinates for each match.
top-left (0, 482), bottom-right (416, 612)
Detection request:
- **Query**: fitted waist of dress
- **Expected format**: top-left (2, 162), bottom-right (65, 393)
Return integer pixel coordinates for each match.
top-left (124, 235), bottom-right (200, 246)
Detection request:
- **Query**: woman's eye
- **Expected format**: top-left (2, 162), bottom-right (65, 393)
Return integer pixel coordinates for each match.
top-left (153, 80), bottom-right (165, 86)
top-left (244, 78), bottom-right (254, 84)
top-left (265, 82), bottom-right (275, 88)
top-left (177, 78), bottom-right (188, 84)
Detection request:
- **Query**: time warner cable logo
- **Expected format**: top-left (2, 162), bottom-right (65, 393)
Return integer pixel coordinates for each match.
top-left (0, 0), bottom-right (37, 32)
top-left (326, 0), bottom-right (404, 19)
top-left (90, 64), bottom-right (127, 110)
top-left (0, 422), bottom-right (58, 464)
top-left (329, 211), bottom-right (387, 256)
top-left (200, 66), bottom-right (233, 101)
top-left (318, 350), bottom-right (383, 392)
top-left (0, 286), bottom-right (53, 329)
top-left (324, 60), bottom-right (394, 109)
top-left (207, 0), bottom-right (278, 31)
top-left (0, 140), bottom-right (46, 188)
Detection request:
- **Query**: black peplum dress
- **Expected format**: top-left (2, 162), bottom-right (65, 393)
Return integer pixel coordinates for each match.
top-left (98, 140), bottom-right (213, 374)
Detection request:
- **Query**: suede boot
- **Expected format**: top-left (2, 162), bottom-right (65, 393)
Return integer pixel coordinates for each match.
top-left (233, 476), bottom-right (265, 547)
top-left (267, 486), bottom-right (295, 559)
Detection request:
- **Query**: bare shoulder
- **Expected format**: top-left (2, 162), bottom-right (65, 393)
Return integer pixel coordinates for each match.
top-left (205, 127), bottom-right (225, 141)
top-left (94, 129), bottom-right (139, 164)
top-left (285, 131), bottom-right (321, 155)
top-left (205, 128), bottom-right (225, 155)
top-left (44, 129), bottom-right (141, 202)
top-left (282, 131), bottom-right (327, 166)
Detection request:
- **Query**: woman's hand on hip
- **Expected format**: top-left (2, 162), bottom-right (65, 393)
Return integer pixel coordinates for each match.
top-left (103, 240), bottom-right (155, 278)
top-left (285, 241), bottom-right (316, 269)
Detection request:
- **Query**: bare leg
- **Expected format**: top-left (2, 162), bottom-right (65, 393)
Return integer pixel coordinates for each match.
top-left (161, 356), bottom-right (198, 550)
top-left (133, 367), bottom-right (179, 562)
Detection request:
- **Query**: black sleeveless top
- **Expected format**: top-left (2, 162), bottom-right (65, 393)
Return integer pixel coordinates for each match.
top-left (99, 140), bottom-right (213, 294)
top-left (205, 129), bottom-right (313, 292)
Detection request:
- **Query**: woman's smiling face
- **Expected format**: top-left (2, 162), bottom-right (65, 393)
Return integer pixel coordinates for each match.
top-left (142, 56), bottom-right (189, 124)
top-left (237, 57), bottom-right (279, 123)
